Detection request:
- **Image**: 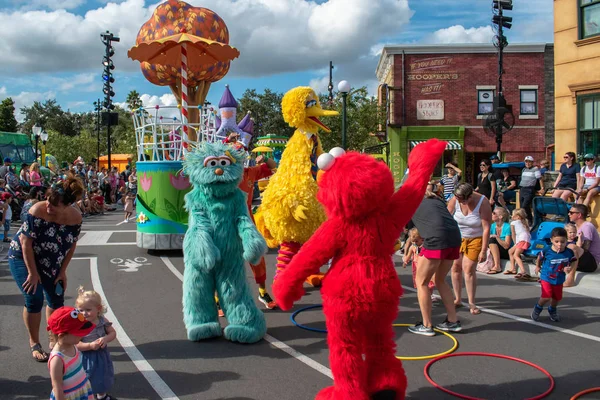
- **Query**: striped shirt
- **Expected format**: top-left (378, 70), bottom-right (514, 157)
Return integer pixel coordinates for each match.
top-left (49, 347), bottom-right (94, 400)
top-left (441, 174), bottom-right (459, 200)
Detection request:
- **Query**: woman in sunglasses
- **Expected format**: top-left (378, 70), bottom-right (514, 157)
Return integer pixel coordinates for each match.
top-left (475, 159), bottom-right (496, 206)
top-left (577, 153), bottom-right (600, 207)
top-left (552, 152), bottom-right (581, 201)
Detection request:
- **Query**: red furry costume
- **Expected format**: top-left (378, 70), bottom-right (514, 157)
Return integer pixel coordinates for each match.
top-left (273, 139), bottom-right (446, 400)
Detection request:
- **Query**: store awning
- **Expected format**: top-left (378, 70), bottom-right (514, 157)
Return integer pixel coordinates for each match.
top-left (410, 140), bottom-right (462, 150)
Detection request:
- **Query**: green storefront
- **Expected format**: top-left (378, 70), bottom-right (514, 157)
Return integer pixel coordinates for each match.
top-left (388, 126), bottom-right (465, 185)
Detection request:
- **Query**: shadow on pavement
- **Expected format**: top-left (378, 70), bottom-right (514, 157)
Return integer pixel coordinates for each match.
top-left (407, 369), bottom-right (600, 400)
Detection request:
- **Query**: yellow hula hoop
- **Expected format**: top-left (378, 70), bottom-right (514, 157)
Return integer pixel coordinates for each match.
top-left (392, 324), bottom-right (459, 361)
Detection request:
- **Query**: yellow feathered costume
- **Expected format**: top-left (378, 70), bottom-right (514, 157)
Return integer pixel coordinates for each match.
top-left (255, 87), bottom-right (338, 285)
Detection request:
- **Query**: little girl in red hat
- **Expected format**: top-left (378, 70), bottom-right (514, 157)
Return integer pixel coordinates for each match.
top-left (47, 306), bottom-right (95, 400)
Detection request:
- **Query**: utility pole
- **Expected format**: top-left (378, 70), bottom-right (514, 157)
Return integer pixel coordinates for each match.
top-left (101, 31), bottom-right (119, 171)
top-left (93, 99), bottom-right (101, 169)
top-left (328, 61), bottom-right (334, 106)
top-left (492, 0), bottom-right (513, 157)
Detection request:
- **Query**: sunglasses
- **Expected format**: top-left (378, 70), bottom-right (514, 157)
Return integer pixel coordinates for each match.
top-left (563, 156), bottom-right (570, 159)
top-left (568, 211), bottom-right (580, 215)
top-left (479, 164), bottom-right (487, 167)
top-left (585, 158), bottom-right (595, 161)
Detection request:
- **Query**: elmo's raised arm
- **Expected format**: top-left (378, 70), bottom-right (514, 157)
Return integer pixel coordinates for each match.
top-left (388, 139), bottom-right (446, 236)
top-left (273, 219), bottom-right (343, 310)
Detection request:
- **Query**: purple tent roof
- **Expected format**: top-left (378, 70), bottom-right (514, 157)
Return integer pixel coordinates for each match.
top-left (238, 111), bottom-right (251, 130)
top-left (218, 84), bottom-right (237, 108)
top-left (215, 115), bottom-right (222, 130)
top-left (242, 118), bottom-right (254, 135)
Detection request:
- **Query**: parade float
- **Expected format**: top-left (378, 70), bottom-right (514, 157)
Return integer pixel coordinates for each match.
top-left (252, 134), bottom-right (288, 191)
top-left (128, 0), bottom-right (240, 249)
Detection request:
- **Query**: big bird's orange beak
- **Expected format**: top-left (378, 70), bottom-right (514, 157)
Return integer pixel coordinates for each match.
top-left (306, 105), bottom-right (339, 133)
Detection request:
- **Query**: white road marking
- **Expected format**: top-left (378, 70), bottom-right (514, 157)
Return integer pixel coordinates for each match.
top-left (77, 257), bottom-right (180, 400)
top-left (77, 231), bottom-right (113, 246)
top-left (160, 256), bottom-right (333, 379)
top-left (402, 285), bottom-right (600, 344)
top-left (116, 217), bottom-right (135, 226)
top-left (161, 256), bottom-right (183, 282)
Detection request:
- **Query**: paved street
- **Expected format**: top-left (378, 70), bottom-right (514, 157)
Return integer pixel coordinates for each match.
top-left (1, 211), bottom-right (600, 399)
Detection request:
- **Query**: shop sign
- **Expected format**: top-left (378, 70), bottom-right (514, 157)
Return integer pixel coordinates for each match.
top-left (417, 100), bottom-right (444, 120)
top-left (410, 57), bottom-right (454, 71)
top-left (408, 73), bottom-right (459, 81)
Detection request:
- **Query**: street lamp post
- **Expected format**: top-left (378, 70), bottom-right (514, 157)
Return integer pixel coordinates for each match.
top-left (338, 80), bottom-right (351, 150)
top-left (32, 124), bottom-right (42, 162)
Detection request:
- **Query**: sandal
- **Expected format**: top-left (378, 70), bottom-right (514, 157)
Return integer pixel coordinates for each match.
top-left (454, 302), bottom-right (464, 309)
top-left (31, 343), bottom-right (49, 362)
top-left (503, 270), bottom-right (516, 275)
top-left (487, 269), bottom-right (502, 274)
top-left (514, 273), bottom-right (524, 279)
top-left (469, 305), bottom-right (481, 315)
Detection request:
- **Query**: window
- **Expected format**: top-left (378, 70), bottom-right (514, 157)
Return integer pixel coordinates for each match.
top-left (478, 89), bottom-right (494, 115)
top-left (580, 0), bottom-right (600, 39)
top-left (520, 89), bottom-right (538, 115)
top-left (578, 94), bottom-right (600, 157)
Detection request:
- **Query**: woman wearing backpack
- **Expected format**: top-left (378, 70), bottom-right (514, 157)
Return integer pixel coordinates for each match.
top-left (577, 154), bottom-right (600, 207)
top-left (475, 158), bottom-right (496, 206)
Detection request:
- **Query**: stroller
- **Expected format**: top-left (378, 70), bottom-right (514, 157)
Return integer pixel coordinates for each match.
top-left (523, 195), bottom-right (571, 260)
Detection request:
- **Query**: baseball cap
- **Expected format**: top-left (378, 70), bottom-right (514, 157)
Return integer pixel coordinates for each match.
top-left (524, 156), bottom-right (534, 162)
top-left (47, 306), bottom-right (95, 337)
top-left (584, 153), bottom-right (595, 159)
top-left (3, 157), bottom-right (11, 163)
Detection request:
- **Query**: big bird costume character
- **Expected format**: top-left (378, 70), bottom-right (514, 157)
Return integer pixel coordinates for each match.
top-left (182, 142), bottom-right (268, 344)
top-left (254, 87), bottom-right (338, 286)
top-left (273, 140), bottom-right (447, 400)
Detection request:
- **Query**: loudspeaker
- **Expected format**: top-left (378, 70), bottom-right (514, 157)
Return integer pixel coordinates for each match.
top-left (101, 112), bottom-right (119, 126)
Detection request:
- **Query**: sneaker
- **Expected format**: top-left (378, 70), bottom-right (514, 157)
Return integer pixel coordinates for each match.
top-left (123, 219), bottom-right (128, 223)
top-left (531, 304), bottom-right (543, 321)
top-left (435, 318), bottom-right (462, 333)
top-left (216, 302), bottom-right (225, 318)
top-left (408, 322), bottom-right (435, 337)
top-left (548, 307), bottom-right (561, 322)
top-left (258, 292), bottom-right (277, 309)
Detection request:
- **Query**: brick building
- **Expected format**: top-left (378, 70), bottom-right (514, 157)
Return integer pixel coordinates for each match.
top-left (375, 43), bottom-right (554, 185)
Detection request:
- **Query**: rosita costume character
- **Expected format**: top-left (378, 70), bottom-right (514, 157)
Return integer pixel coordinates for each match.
top-left (182, 142), bottom-right (267, 343)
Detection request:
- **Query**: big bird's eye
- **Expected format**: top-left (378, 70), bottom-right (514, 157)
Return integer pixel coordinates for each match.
top-left (70, 310), bottom-right (79, 319)
top-left (218, 157), bottom-right (231, 167)
top-left (203, 156), bottom-right (219, 167)
top-left (305, 99), bottom-right (317, 108)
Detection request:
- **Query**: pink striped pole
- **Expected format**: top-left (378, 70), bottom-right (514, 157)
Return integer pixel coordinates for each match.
top-left (180, 42), bottom-right (189, 157)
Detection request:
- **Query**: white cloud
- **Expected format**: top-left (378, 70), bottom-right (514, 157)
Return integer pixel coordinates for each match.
top-left (0, 0), bottom-right (412, 79)
top-left (9, 0), bottom-right (85, 11)
top-left (116, 93), bottom-right (180, 120)
top-left (54, 73), bottom-right (97, 91)
top-left (0, 86), bottom-right (56, 122)
top-left (66, 100), bottom-right (87, 109)
top-left (424, 25), bottom-right (495, 44)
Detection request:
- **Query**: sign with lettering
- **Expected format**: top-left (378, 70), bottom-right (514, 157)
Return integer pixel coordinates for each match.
top-left (410, 56), bottom-right (454, 71)
top-left (417, 100), bottom-right (444, 120)
top-left (421, 83), bottom-right (444, 95)
top-left (407, 73), bottom-right (459, 81)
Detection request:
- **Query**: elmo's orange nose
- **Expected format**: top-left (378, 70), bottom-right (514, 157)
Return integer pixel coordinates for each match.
top-left (214, 168), bottom-right (224, 176)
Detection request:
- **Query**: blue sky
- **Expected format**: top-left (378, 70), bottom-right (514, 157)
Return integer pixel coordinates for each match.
top-left (0, 0), bottom-right (553, 121)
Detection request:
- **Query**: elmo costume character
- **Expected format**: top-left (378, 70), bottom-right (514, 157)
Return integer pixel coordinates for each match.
top-left (273, 139), bottom-right (446, 400)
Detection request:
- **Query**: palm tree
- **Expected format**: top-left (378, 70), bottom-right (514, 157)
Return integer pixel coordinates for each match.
top-left (126, 90), bottom-right (143, 111)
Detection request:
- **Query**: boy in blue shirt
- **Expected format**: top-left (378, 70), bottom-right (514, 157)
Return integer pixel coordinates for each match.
top-left (532, 227), bottom-right (577, 322)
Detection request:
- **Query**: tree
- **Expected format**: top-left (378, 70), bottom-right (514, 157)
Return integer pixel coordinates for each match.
top-left (318, 86), bottom-right (384, 152)
top-left (126, 90), bottom-right (143, 111)
top-left (237, 89), bottom-right (294, 139)
top-left (0, 98), bottom-right (19, 132)
top-left (19, 99), bottom-right (82, 137)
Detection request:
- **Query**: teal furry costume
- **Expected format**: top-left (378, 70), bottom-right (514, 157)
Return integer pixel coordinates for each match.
top-left (182, 142), bottom-right (268, 343)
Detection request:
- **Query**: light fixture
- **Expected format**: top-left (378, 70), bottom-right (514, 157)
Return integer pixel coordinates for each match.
top-left (338, 80), bottom-right (351, 93)
top-left (41, 131), bottom-right (49, 143)
top-left (32, 124), bottom-right (42, 137)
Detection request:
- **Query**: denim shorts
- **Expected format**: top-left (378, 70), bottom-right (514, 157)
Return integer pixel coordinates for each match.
top-left (8, 257), bottom-right (64, 313)
top-left (4, 219), bottom-right (10, 233)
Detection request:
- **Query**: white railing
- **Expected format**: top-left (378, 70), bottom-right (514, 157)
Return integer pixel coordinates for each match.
top-left (131, 105), bottom-right (225, 162)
